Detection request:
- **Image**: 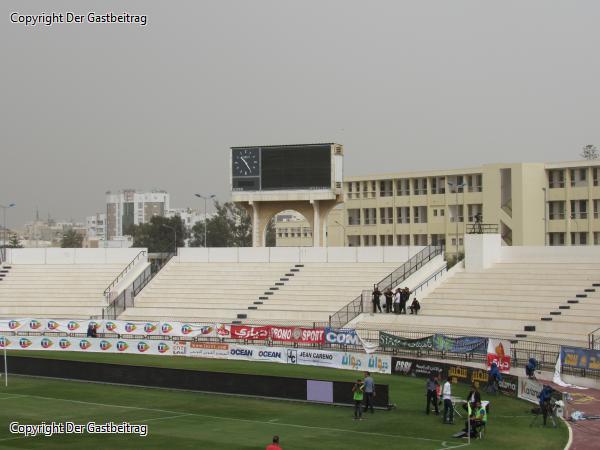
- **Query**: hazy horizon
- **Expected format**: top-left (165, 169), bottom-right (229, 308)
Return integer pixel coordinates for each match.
top-left (2, 1), bottom-right (599, 228)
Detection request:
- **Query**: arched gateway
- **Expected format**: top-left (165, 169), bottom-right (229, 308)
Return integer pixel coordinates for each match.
top-left (230, 143), bottom-right (344, 247)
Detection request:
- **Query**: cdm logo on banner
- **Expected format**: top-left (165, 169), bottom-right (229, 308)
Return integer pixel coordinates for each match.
top-left (324, 328), bottom-right (360, 346)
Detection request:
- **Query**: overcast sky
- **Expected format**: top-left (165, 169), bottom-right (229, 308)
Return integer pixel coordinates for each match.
top-left (2, 1), bottom-right (599, 228)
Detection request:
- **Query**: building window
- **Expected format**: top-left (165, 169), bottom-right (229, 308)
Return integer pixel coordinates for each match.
top-left (571, 232), bottom-right (587, 246)
top-left (433, 209), bottom-right (438, 217)
top-left (549, 232), bottom-right (565, 246)
top-left (449, 205), bottom-right (464, 222)
top-left (467, 174), bottom-right (483, 192)
top-left (549, 201), bottom-right (565, 220)
top-left (396, 234), bottom-right (410, 245)
top-left (548, 169), bottom-right (565, 188)
top-left (467, 204), bottom-right (483, 222)
top-left (379, 180), bottom-right (393, 197)
top-left (348, 235), bottom-right (361, 247)
top-left (348, 209), bottom-right (361, 226)
top-left (379, 235), bottom-right (393, 246)
top-left (431, 177), bottom-right (446, 194)
top-left (570, 200), bottom-right (588, 219)
top-left (396, 207), bottom-right (410, 224)
top-left (570, 168), bottom-right (588, 187)
top-left (431, 234), bottom-right (445, 246)
top-left (413, 206), bottom-right (427, 224)
top-left (413, 178), bottom-right (428, 195)
top-left (594, 199), bottom-right (600, 219)
top-left (413, 234), bottom-right (428, 246)
top-left (363, 235), bottom-right (377, 246)
top-left (448, 175), bottom-right (465, 193)
top-left (379, 207), bottom-right (393, 224)
top-left (594, 168), bottom-right (598, 187)
top-left (594, 232), bottom-right (600, 245)
top-left (363, 208), bottom-right (377, 225)
top-left (396, 179), bottom-right (410, 196)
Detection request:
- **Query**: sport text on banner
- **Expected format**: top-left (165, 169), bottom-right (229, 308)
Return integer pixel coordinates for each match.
top-left (379, 332), bottom-right (434, 350)
top-left (270, 326), bottom-right (325, 344)
top-left (560, 346), bottom-right (600, 370)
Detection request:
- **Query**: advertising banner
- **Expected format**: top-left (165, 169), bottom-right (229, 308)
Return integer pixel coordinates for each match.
top-left (270, 326), bottom-right (325, 344)
top-left (0, 318), bottom-right (230, 339)
top-left (487, 339), bottom-right (511, 373)
top-left (560, 346), bottom-right (600, 371)
top-left (391, 356), bottom-right (517, 396)
top-left (324, 328), bottom-right (360, 346)
top-left (0, 335), bottom-right (173, 355)
top-left (286, 348), bottom-right (390, 374)
top-left (433, 335), bottom-right (488, 355)
top-left (379, 332), bottom-right (434, 350)
top-left (229, 325), bottom-right (270, 340)
top-left (186, 342), bottom-right (231, 359)
top-left (518, 377), bottom-right (543, 404)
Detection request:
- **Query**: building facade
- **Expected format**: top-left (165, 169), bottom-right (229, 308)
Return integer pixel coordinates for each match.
top-left (275, 160), bottom-right (600, 250)
top-left (85, 213), bottom-right (106, 240)
top-left (106, 189), bottom-right (170, 239)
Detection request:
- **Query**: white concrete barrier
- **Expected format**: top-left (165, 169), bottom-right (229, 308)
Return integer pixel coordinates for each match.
top-left (6, 248), bottom-right (147, 265)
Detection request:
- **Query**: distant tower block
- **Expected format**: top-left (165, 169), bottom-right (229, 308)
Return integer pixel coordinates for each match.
top-left (230, 143), bottom-right (344, 247)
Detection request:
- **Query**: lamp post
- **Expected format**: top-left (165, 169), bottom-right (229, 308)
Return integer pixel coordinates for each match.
top-left (0, 203), bottom-right (16, 262)
top-left (448, 182), bottom-right (467, 263)
top-left (334, 220), bottom-right (347, 246)
top-left (161, 224), bottom-right (177, 254)
top-left (195, 194), bottom-right (215, 247)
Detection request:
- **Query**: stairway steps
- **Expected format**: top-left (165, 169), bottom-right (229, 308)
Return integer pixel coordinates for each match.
top-left (584, 289), bottom-right (595, 292)
top-left (253, 301), bottom-right (263, 305)
top-left (576, 294), bottom-right (587, 298)
top-left (237, 314), bottom-right (247, 319)
top-left (247, 306), bottom-right (258, 310)
top-left (280, 278), bottom-right (289, 281)
top-left (558, 306), bottom-right (570, 310)
top-left (524, 325), bottom-right (536, 332)
top-left (541, 317), bottom-right (552, 321)
top-left (270, 287), bottom-right (279, 290)
top-left (567, 300), bottom-right (579, 304)
top-left (264, 292), bottom-right (273, 296)
top-left (258, 296), bottom-right (268, 300)
top-left (275, 282), bottom-right (284, 286)
top-left (295, 264), bottom-right (304, 268)
top-left (549, 312), bottom-right (561, 316)
top-left (285, 273), bottom-right (294, 277)
top-left (515, 334), bottom-right (528, 338)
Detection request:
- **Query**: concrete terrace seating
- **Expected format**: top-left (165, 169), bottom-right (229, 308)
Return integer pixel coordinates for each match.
top-left (354, 262), bottom-right (600, 346)
top-left (119, 260), bottom-right (401, 325)
top-left (0, 263), bottom-right (127, 319)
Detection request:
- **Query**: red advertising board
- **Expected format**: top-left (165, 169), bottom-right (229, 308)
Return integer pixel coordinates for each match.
top-left (230, 325), bottom-right (270, 340)
top-left (486, 339), bottom-right (511, 374)
top-left (270, 326), bottom-right (325, 344)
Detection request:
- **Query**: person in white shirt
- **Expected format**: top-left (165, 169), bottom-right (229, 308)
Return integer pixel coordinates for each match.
top-left (393, 289), bottom-right (401, 314)
top-left (442, 376), bottom-right (454, 424)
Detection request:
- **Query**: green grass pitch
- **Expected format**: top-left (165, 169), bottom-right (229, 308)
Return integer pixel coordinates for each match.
top-left (0, 351), bottom-right (567, 449)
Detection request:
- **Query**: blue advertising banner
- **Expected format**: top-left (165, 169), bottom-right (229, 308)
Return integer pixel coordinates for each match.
top-left (324, 328), bottom-right (360, 345)
top-left (433, 334), bottom-right (488, 355)
top-left (561, 346), bottom-right (600, 370)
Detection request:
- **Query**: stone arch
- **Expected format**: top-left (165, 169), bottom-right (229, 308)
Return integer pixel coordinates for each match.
top-left (264, 209), bottom-right (313, 247)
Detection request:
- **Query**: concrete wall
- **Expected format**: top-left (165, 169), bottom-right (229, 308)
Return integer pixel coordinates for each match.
top-left (175, 246), bottom-right (426, 263)
top-left (501, 245), bottom-right (600, 263)
top-left (5, 248), bottom-right (147, 265)
top-left (464, 234), bottom-right (502, 271)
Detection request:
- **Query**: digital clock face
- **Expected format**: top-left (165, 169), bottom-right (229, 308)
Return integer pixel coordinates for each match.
top-left (232, 148), bottom-right (260, 177)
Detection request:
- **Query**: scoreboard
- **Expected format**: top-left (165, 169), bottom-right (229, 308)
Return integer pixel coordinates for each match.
top-left (231, 143), bottom-right (342, 192)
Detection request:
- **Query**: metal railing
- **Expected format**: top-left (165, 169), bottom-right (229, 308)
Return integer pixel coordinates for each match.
top-left (103, 250), bottom-right (147, 297)
top-left (410, 265), bottom-right (448, 296)
top-left (466, 223), bottom-right (499, 234)
top-left (589, 327), bottom-right (600, 350)
top-left (328, 245), bottom-right (444, 328)
top-left (102, 252), bottom-right (174, 320)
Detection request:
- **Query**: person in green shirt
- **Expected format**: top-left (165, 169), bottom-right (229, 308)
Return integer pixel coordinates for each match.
top-left (463, 401), bottom-right (487, 438)
top-left (352, 379), bottom-right (365, 420)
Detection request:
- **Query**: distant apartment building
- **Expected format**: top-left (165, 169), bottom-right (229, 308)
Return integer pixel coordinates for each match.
top-left (21, 219), bottom-right (85, 247)
top-left (275, 160), bottom-right (600, 250)
top-left (165, 208), bottom-right (205, 230)
top-left (85, 213), bottom-right (106, 240)
top-left (106, 189), bottom-right (170, 239)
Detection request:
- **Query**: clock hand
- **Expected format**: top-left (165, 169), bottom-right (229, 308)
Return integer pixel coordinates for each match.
top-left (241, 157), bottom-right (251, 171)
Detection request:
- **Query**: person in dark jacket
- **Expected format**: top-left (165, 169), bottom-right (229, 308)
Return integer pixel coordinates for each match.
top-left (409, 298), bottom-right (421, 314)
top-left (372, 285), bottom-right (382, 313)
top-left (526, 358), bottom-right (538, 379)
top-left (384, 287), bottom-right (393, 313)
top-left (425, 374), bottom-right (439, 415)
top-left (399, 287), bottom-right (409, 314)
top-left (486, 362), bottom-right (502, 394)
top-left (86, 322), bottom-right (97, 338)
top-left (463, 383), bottom-right (481, 411)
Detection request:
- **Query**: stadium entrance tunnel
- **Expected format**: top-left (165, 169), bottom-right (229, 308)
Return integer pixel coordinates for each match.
top-left (2, 356), bottom-right (391, 409)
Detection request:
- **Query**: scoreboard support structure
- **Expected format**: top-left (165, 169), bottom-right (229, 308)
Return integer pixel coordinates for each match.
top-left (230, 143), bottom-right (344, 247)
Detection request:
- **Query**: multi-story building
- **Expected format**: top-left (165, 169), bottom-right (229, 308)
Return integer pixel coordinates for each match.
top-left (106, 189), bottom-right (170, 239)
top-left (165, 208), bottom-right (206, 231)
top-left (85, 213), bottom-right (106, 240)
top-left (275, 160), bottom-right (600, 251)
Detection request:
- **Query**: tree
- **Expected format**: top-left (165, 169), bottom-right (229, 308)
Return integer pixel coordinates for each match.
top-left (190, 201), bottom-right (252, 247)
top-left (7, 234), bottom-right (22, 248)
top-left (581, 144), bottom-right (599, 160)
top-left (129, 215), bottom-right (187, 253)
top-left (265, 218), bottom-right (276, 247)
top-left (61, 229), bottom-right (83, 248)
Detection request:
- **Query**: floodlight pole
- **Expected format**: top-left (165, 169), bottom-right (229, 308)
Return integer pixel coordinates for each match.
top-left (195, 194), bottom-right (216, 247)
top-left (334, 220), bottom-right (347, 247)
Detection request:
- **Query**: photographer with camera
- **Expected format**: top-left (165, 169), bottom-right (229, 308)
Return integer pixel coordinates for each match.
top-left (538, 385), bottom-right (557, 427)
